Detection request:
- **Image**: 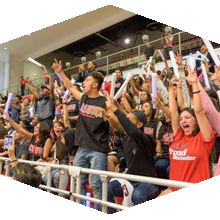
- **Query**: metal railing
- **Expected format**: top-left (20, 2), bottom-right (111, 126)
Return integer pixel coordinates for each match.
top-left (1, 31), bottom-right (220, 95)
top-left (0, 156), bottom-right (193, 213)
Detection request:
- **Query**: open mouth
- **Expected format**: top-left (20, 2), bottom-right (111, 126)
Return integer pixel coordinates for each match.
top-left (55, 130), bottom-right (62, 136)
top-left (182, 125), bottom-right (190, 133)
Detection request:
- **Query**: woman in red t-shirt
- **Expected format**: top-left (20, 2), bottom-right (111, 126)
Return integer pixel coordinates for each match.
top-left (160, 66), bottom-right (215, 195)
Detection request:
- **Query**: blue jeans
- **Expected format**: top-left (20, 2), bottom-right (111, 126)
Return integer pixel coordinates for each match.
top-left (73, 147), bottom-right (108, 211)
top-left (43, 169), bottom-right (59, 187)
top-left (107, 180), bottom-right (160, 214)
top-left (154, 156), bottom-right (170, 179)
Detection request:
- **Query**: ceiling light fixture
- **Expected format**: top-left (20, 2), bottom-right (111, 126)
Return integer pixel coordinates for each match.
top-left (125, 38), bottom-right (130, 44)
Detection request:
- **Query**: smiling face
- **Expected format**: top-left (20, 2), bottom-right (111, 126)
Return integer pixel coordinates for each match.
top-left (82, 76), bottom-right (98, 94)
top-left (179, 110), bottom-right (197, 136)
top-left (201, 45), bottom-right (208, 54)
top-left (33, 124), bottom-right (40, 136)
top-left (53, 122), bottom-right (63, 137)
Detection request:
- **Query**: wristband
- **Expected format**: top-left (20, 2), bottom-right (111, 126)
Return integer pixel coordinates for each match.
top-left (10, 159), bottom-right (18, 164)
top-left (192, 90), bottom-right (200, 94)
top-left (177, 86), bottom-right (182, 89)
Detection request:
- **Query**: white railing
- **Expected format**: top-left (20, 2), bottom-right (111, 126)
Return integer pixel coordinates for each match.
top-left (0, 156), bottom-right (193, 213)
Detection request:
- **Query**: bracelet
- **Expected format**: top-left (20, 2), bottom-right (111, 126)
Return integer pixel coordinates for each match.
top-left (41, 157), bottom-right (47, 162)
top-left (192, 90), bottom-right (200, 94)
top-left (10, 159), bottom-right (18, 164)
top-left (177, 86), bottom-right (182, 89)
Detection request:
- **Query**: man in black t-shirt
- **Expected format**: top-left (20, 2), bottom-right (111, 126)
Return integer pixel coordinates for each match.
top-left (52, 59), bottom-right (119, 211)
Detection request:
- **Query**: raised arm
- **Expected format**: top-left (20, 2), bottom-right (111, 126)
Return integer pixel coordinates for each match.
top-left (28, 79), bottom-right (40, 100)
top-left (0, 109), bottom-right (33, 140)
top-left (130, 77), bottom-right (139, 97)
top-left (45, 74), bottom-right (55, 99)
top-left (175, 77), bottom-right (186, 111)
top-left (51, 59), bottom-right (83, 101)
top-left (168, 82), bottom-right (180, 135)
top-left (186, 66), bottom-right (212, 141)
top-left (62, 101), bottom-right (71, 128)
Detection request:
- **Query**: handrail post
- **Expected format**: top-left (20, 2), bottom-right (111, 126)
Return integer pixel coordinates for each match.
top-left (106, 56), bottom-right (109, 75)
top-left (70, 176), bottom-right (75, 201)
top-left (69, 167), bottom-right (81, 203)
top-left (138, 45), bottom-right (141, 62)
top-left (46, 167), bottom-right (52, 192)
top-left (5, 160), bottom-right (10, 176)
top-left (100, 175), bottom-right (110, 213)
top-left (0, 160), bottom-right (3, 175)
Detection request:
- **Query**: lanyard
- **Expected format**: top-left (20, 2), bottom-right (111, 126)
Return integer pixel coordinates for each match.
top-left (110, 134), bottom-right (116, 148)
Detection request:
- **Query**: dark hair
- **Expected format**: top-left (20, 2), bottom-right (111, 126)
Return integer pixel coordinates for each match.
top-left (73, 84), bottom-right (82, 92)
top-left (23, 97), bottom-right (30, 102)
top-left (21, 119), bottom-right (30, 131)
top-left (88, 72), bottom-right (104, 90)
top-left (134, 75), bottom-right (144, 87)
top-left (62, 127), bottom-right (76, 155)
top-left (15, 95), bottom-right (22, 100)
top-left (143, 102), bottom-right (156, 121)
top-left (12, 163), bottom-right (42, 188)
top-left (125, 94), bottom-right (135, 110)
top-left (0, 117), bottom-right (5, 126)
top-left (97, 69), bottom-right (107, 77)
top-left (35, 122), bottom-right (51, 145)
top-left (0, 127), bottom-right (7, 139)
top-left (140, 91), bottom-right (152, 105)
top-left (51, 121), bottom-right (64, 144)
top-left (89, 61), bottom-right (97, 69)
top-left (180, 108), bottom-right (200, 136)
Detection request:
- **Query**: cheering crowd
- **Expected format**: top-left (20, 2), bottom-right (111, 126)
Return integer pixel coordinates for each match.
top-left (1, 41), bottom-right (220, 214)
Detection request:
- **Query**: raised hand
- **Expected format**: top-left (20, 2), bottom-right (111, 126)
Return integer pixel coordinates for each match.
top-left (51, 59), bottom-right (63, 74)
top-left (103, 91), bottom-right (117, 112)
top-left (185, 66), bottom-right (198, 85)
top-left (174, 76), bottom-right (182, 87)
top-left (40, 65), bottom-right (47, 74)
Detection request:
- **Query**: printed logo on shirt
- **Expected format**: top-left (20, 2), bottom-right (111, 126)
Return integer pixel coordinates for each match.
top-left (67, 104), bottom-right (76, 112)
top-left (80, 103), bottom-right (103, 119)
top-left (133, 149), bottom-right (137, 155)
top-left (162, 133), bottom-right (174, 145)
top-left (115, 83), bottom-right (122, 88)
top-left (144, 127), bottom-right (154, 135)
top-left (169, 144), bottom-right (196, 161)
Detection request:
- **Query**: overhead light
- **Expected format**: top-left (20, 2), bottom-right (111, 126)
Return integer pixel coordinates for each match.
top-left (81, 56), bottom-right (86, 63)
top-left (125, 38), bottom-right (130, 44)
top-left (95, 51), bottom-right (101, 58)
top-left (65, 62), bottom-right (71, 68)
top-left (4, 48), bottom-right (7, 50)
